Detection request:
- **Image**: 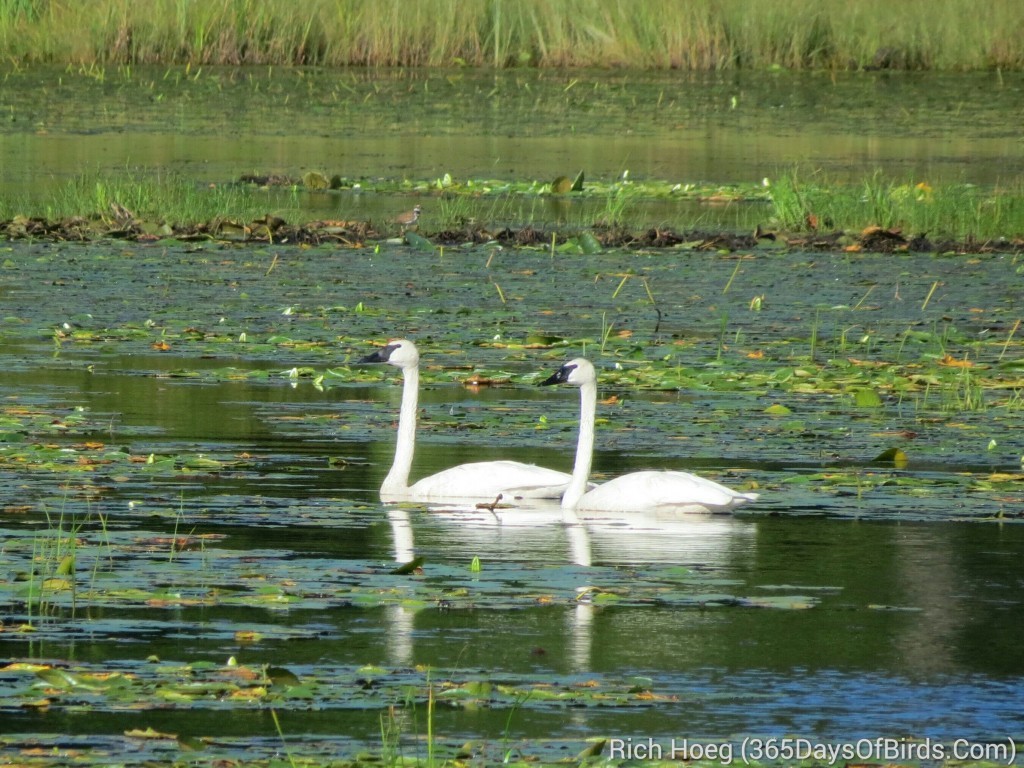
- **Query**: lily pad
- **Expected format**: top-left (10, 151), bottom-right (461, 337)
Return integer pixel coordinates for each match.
top-left (301, 171), bottom-right (330, 189)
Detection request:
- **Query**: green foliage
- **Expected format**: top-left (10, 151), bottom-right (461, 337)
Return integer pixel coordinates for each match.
top-left (5, 167), bottom-right (1022, 243)
top-left (26, 171), bottom-right (278, 226)
top-left (0, 0), bottom-right (1021, 69)
top-left (768, 170), bottom-right (1024, 239)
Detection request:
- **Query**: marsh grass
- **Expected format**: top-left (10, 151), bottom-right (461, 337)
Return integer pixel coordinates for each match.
top-left (432, 187), bottom-right (646, 233)
top-left (25, 504), bottom-right (112, 621)
top-left (6, 168), bottom-right (1024, 242)
top-left (768, 171), bottom-right (1024, 241)
top-left (0, 0), bottom-right (1022, 70)
top-left (7, 170), bottom-right (293, 227)
top-left (596, 186), bottom-right (641, 228)
top-left (435, 193), bottom-right (534, 231)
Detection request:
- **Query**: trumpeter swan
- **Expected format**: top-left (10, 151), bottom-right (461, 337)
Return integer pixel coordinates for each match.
top-left (362, 339), bottom-right (575, 503)
top-left (541, 358), bottom-right (758, 514)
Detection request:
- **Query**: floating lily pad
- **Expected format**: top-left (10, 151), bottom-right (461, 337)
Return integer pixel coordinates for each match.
top-left (550, 175), bottom-right (572, 194)
top-left (874, 447), bottom-right (909, 468)
top-left (301, 170), bottom-right (330, 189)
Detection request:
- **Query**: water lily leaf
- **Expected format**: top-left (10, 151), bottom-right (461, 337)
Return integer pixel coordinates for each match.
top-left (266, 666), bottom-right (301, 687)
top-left (389, 557), bottom-right (424, 575)
top-left (524, 333), bottom-right (567, 347)
top-left (741, 595), bottom-right (818, 609)
top-left (182, 456), bottom-right (223, 469)
top-left (35, 668), bottom-right (80, 689)
top-left (55, 554), bottom-right (75, 576)
top-left (177, 735), bottom-right (207, 752)
top-left (627, 676), bottom-right (653, 692)
top-left (462, 680), bottom-right (493, 697)
top-left (550, 175), bottom-right (571, 194)
top-left (577, 739), bottom-right (607, 758)
top-left (404, 231), bottom-right (434, 251)
top-left (301, 171), bottom-right (330, 190)
top-left (764, 403), bottom-right (792, 415)
top-left (21, 698), bottom-right (52, 709)
top-left (125, 727), bottom-right (176, 740)
top-left (874, 447), bottom-right (909, 468)
top-left (571, 170), bottom-right (585, 191)
top-left (853, 387), bottom-right (883, 407)
top-left (579, 231), bottom-right (602, 254)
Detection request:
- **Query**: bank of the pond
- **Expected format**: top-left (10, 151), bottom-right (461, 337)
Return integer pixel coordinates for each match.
top-left (1, 0), bottom-right (1022, 70)
top-left (2, 172), bottom-right (1023, 253)
top-left (4, 211), bottom-right (1022, 256)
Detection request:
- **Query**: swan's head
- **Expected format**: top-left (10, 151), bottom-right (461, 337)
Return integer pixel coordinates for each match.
top-left (540, 358), bottom-right (595, 388)
top-left (360, 338), bottom-right (419, 368)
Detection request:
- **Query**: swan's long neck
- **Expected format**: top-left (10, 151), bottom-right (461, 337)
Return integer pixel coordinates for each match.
top-left (562, 378), bottom-right (597, 509)
top-left (381, 363), bottom-right (418, 494)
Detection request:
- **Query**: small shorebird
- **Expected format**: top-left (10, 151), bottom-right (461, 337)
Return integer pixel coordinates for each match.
top-left (395, 205), bottom-right (421, 229)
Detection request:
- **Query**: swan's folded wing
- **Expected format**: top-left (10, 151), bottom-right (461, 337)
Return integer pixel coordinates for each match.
top-left (407, 460), bottom-right (574, 501)
top-left (578, 470), bottom-right (757, 514)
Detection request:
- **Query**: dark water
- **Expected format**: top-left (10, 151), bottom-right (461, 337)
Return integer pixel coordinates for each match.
top-left (0, 233), bottom-right (1023, 763)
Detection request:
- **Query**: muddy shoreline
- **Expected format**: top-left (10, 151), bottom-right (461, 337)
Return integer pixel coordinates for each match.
top-left (4, 213), bottom-right (1021, 255)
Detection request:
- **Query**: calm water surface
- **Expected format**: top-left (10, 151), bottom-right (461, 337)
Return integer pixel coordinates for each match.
top-left (0, 235), bottom-right (1022, 761)
top-left (1, 66), bottom-right (1022, 219)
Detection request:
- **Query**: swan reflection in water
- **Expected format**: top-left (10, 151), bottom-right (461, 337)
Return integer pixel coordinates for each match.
top-left (382, 504), bottom-right (754, 669)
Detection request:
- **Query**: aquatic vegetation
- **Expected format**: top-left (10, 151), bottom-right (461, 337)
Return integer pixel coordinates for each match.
top-left (0, 237), bottom-right (1020, 524)
top-left (767, 170), bottom-right (1024, 244)
top-left (1, 228), bottom-right (1023, 768)
top-left (3, 169), bottom-right (1024, 247)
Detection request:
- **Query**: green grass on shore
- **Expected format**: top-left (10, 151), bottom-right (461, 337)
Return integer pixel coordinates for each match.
top-left (768, 172), bottom-right (1024, 244)
top-left (1, 0), bottom-right (1022, 70)
top-left (1, 170), bottom-right (1023, 247)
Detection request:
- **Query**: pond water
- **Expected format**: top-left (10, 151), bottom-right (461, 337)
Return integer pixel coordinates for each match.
top-left (0, 233), bottom-right (1022, 764)
top-left (1, 66), bottom-right (1024, 764)
top-left (1, 66), bottom-right (1023, 225)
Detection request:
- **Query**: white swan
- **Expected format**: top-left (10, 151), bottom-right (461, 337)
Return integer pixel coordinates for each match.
top-left (541, 358), bottom-right (759, 514)
top-left (361, 339), bottom-right (575, 503)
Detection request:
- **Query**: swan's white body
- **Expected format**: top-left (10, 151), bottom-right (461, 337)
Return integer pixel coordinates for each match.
top-left (542, 358), bottom-right (758, 514)
top-left (363, 339), bottom-right (574, 503)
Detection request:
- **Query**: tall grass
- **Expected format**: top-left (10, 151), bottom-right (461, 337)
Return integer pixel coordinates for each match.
top-left (19, 171), bottom-right (285, 225)
top-left (769, 171), bottom-right (1024, 240)
top-left (0, 0), bottom-right (1021, 70)
top-left (6, 169), bottom-right (1024, 241)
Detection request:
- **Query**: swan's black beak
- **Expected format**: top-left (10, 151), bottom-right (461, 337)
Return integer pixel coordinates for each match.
top-left (539, 362), bottom-right (576, 386)
top-left (360, 343), bottom-right (398, 364)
